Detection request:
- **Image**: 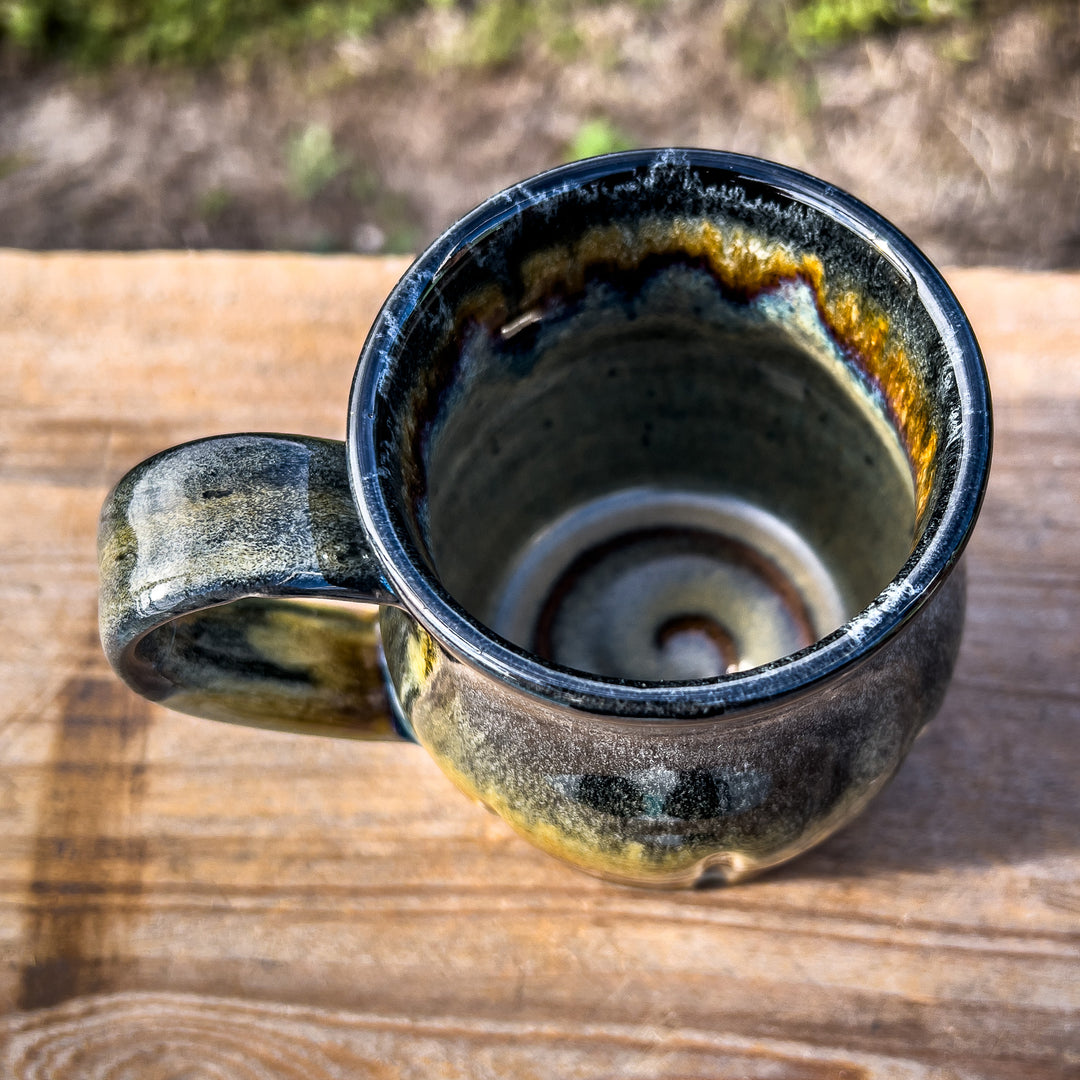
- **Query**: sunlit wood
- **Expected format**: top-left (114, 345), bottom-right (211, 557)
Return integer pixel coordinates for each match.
top-left (0, 255), bottom-right (1075, 1077)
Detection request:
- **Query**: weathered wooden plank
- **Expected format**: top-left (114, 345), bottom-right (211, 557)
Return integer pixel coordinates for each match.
top-left (0, 255), bottom-right (1076, 1079)
top-left (0, 990), bottom-right (978, 1080)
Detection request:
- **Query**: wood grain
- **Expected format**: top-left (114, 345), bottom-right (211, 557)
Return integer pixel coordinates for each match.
top-left (0, 254), bottom-right (1076, 1078)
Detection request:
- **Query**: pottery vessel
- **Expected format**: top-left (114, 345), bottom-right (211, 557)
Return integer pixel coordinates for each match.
top-left (99, 150), bottom-right (992, 887)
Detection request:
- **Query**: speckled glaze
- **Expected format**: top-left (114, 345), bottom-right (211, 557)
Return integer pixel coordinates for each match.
top-left (99, 151), bottom-right (992, 887)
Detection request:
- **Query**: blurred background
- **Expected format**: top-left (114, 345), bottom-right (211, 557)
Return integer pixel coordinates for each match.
top-left (0, 0), bottom-right (1076, 267)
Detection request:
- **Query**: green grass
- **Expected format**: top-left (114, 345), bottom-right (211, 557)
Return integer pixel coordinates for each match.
top-left (565, 118), bottom-right (635, 162)
top-left (0, 0), bottom-right (983, 70)
top-left (726, 0), bottom-right (974, 80)
top-left (285, 122), bottom-right (348, 200)
top-left (0, 0), bottom-right (423, 66)
top-left (788, 0), bottom-right (973, 51)
top-left (460, 0), bottom-right (535, 67)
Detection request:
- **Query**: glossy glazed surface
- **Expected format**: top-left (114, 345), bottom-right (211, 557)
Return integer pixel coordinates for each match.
top-left (381, 565), bottom-right (965, 885)
top-left (99, 151), bottom-right (991, 887)
top-left (99, 435), bottom-right (395, 739)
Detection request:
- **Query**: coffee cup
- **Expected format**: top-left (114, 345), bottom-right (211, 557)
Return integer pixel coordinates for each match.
top-left (99, 150), bottom-right (992, 887)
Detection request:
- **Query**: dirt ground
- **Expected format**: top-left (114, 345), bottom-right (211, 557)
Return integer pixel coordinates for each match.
top-left (0, 1), bottom-right (1077, 267)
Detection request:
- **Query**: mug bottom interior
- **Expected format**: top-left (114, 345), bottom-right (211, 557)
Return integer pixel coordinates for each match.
top-left (489, 487), bottom-right (845, 681)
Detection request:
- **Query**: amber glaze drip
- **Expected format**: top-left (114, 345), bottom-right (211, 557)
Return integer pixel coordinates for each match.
top-left (434, 217), bottom-right (937, 524)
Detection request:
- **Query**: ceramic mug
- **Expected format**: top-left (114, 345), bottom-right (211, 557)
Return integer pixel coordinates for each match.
top-left (99, 150), bottom-right (992, 888)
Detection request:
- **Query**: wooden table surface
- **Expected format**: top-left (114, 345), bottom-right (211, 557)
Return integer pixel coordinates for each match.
top-left (0, 252), bottom-right (1076, 1079)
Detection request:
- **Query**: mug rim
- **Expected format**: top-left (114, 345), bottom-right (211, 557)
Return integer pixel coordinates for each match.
top-left (347, 148), bottom-right (992, 719)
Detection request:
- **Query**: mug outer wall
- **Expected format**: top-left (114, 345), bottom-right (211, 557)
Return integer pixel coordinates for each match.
top-left (380, 564), bottom-right (966, 886)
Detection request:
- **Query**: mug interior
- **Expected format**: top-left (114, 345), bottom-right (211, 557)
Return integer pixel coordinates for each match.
top-left (363, 154), bottom-right (965, 686)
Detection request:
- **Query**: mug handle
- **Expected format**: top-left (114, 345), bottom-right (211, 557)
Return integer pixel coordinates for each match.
top-left (98, 433), bottom-right (406, 740)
